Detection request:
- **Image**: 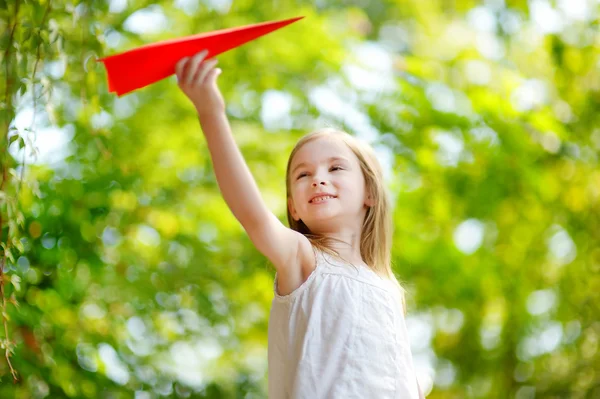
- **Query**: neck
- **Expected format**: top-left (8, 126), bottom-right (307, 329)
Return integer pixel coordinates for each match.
top-left (316, 226), bottom-right (364, 266)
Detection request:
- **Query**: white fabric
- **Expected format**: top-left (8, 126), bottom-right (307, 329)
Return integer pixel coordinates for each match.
top-left (268, 249), bottom-right (419, 399)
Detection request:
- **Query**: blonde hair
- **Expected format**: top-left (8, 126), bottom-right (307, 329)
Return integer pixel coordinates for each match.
top-left (285, 128), bottom-right (405, 310)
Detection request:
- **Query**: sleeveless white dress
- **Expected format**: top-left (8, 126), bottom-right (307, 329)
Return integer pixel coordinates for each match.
top-left (268, 249), bottom-right (419, 398)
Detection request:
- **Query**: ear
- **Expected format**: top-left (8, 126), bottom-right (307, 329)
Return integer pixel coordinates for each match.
top-left (365, 190), bottom-right (375, 208)
top-left (288, 197), bottom-right (301, 221)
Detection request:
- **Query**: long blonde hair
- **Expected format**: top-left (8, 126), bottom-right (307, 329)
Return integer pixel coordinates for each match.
top-left (285, 128), bottom-right (405, 309)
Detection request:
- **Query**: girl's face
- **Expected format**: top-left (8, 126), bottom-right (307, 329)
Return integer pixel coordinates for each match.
top-left (287, 136), bottom-right (373, 233)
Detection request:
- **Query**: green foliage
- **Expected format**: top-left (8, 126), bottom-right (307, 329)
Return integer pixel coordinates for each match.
top-left (1, 0), bottom-right (599, 397)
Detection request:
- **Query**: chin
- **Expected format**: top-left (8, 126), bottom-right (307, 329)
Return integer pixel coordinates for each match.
top-left (303, 215), bottom-right (344, 233)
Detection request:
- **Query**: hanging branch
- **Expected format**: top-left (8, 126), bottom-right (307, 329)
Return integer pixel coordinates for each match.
top-left (18, 0), bottom-right (53, 190)
top-left (0, 0), bottom-right (52, 384)
top-left (0, 0), bottom-right (22, 384)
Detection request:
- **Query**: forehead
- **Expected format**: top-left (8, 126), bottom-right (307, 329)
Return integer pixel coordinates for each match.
top-left (291, 136), bottom-right (357, 167)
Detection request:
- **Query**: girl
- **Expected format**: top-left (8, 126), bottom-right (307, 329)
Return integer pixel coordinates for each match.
top-left (175, 50), bottom-right (424, 398)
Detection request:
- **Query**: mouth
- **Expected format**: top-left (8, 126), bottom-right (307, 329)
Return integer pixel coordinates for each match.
top-left (309, 195), bottom-right (337, 204)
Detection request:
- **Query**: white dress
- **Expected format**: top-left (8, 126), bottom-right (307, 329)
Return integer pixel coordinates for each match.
top-left (268, 249), bottom-right (419, 399)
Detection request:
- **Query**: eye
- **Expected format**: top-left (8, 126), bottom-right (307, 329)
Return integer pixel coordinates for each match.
top-left (330, 165), bottom-right (343, 172)
top-left (296, 172), bottom-right (308, 180)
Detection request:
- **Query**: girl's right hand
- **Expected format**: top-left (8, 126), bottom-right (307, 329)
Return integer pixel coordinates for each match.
top-left (175, 50), bottom-right (225, 118)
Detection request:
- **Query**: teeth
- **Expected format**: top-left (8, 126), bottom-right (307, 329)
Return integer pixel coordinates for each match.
top-left (311, 196), bottom-right (334, 203)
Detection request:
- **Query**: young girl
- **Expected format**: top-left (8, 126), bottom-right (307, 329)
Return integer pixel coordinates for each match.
top-left (175, 50), bottom-right (424, 398)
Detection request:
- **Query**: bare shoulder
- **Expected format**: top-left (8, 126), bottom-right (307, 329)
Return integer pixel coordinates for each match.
top-left (276, 232), bottom-right (315, 296)
top-left (244, 213), bottom-right (316, 295)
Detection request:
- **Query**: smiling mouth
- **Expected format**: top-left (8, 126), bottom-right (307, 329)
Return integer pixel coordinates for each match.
top-left (309, 195), bottom-right (337, 204)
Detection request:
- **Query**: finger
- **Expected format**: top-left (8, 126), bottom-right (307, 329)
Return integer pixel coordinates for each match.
top-left (207, 67), bottom-right (222, 86)
top-left (195, 59), bottom-right (218, 85)
top-left (186, 50), bottom-right (209, 85)
top-left (175, 57), bottom-right (189, 84)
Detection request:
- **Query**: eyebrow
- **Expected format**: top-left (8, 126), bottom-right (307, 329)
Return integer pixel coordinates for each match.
top-left (291, 156), bottom-right (350, 175)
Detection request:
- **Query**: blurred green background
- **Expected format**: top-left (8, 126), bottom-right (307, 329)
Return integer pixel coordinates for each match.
top-left (1, 0), bottom-right (599, 397)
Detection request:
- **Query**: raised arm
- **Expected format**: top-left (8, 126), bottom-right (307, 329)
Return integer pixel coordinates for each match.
top-left (175, 51), bottom-right (313, 278)
top-left (198, 111), bottom-right (266, 227)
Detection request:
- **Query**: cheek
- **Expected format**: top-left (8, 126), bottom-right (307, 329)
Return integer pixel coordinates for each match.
top-left (339, 176), bottom-right (366, 197)
top-left (337, 175), bottom-right (360, 190)
top-left (291, 183), bottom-right (306, 202)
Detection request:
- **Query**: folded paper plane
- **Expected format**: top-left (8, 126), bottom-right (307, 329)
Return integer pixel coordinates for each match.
top-left (98, 16), bottom-right (304, 96)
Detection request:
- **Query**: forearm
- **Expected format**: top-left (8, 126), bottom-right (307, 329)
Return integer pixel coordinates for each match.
top-left (199, 111), bottom-right (269, 228)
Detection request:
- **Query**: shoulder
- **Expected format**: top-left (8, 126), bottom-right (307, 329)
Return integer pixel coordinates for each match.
top-left (274, 234), bottom-right (316, 297)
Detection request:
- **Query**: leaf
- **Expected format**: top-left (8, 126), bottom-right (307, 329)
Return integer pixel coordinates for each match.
top-left (12, 237), bottom-right (25, 253)
top-left (8, 135), bottom-right (20, 145)
top-left (40, 30), bottom-right (50, 45)
top-left (16, 212), bottom-right (25, 227)
top-left (5, 249), bottom-right (15, 264)
top-left (11, 275), bottom-right (21, 292)
top-left (9, 293), bottom-right (19, 309)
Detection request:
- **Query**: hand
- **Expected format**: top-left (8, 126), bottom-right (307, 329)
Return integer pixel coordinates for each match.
top-left (175, 50), bottom-right (225, 119)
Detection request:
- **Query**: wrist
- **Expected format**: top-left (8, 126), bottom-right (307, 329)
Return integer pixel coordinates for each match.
top-left (197, 107), bottom-right (226, 123)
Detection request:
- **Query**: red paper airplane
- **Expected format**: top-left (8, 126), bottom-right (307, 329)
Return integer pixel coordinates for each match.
top-left (98, 16), bottom-right (304, 96)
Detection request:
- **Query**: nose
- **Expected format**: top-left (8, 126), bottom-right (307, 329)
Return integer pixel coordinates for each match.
top-left (311, 180), bottom-right (326, 187)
